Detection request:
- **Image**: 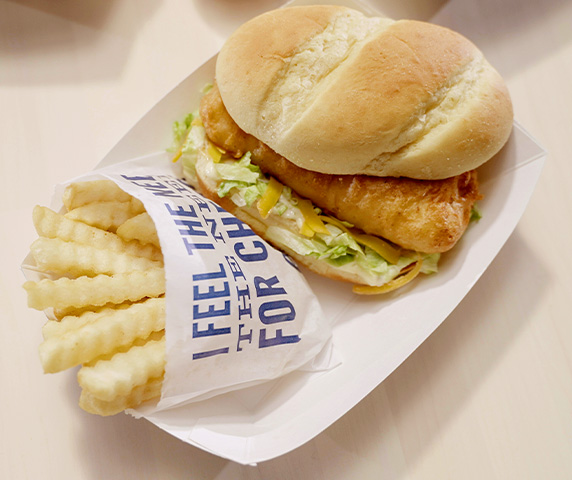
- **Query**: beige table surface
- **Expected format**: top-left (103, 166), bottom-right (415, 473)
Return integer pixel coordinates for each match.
top-left (2, 0), bottom-right (571, 478)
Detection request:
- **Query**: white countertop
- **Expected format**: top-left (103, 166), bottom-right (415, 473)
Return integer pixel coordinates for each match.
top-left (2, 0), bottom-right (572, 478)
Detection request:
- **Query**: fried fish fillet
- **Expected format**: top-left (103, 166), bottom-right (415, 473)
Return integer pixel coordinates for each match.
top-left (199, 85), bottom-right (481, 253)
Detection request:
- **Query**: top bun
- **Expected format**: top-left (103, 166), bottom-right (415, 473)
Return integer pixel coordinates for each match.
top-left (215, 5), bottom-right (513, 180)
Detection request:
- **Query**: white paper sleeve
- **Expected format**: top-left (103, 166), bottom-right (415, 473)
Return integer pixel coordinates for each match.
top-left (52, 152), bottom-right (338, 413)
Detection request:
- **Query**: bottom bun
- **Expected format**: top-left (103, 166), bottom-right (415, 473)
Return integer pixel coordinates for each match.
top-left (195, 164), bottom-right (371, 286)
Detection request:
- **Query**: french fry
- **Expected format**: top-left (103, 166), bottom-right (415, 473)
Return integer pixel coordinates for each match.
top-left (33, 206), bottom-right (162, 262)
top-left (84, 330), bottom-right (164, 366)
top-left (25, 180), bottom-right (172, 415)
top-left (65, 199), bottom-right (145, 232)
top-left (42, 315), bottom-right (93, 340)
top-left (30, 237), bottom-right (162, 277)
top-left (78, 334), bottom-right (166, 402)
top-left (51, 301), bottom-right (134, 322)
top-left (45, 303), bottom-right (135, 337)
top-left (79, 376), bottom-right (163, 416)
top-left (39, 298), bottom-right (165, 373)
top-left (23, 268), bottom-right (165, 311)
top-left (116, 212), bottom-right (160, 248)
top-left (62, 179), bottom-right (133, 210)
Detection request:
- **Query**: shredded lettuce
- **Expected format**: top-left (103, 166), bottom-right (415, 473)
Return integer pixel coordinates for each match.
top-left (173, 119), bottom-right (207, 183)
top-left (243, 185), bottom-right (264, 206)
top-left (265, 224), bottom-right (439, 286)
top-left (266, 227), bottom-right (327, 257)
top-left (171, 112), bottom-right (195, 145)
top-left (170, 111), bottom-right (441, 288)
top-left (214, 152), bottom-right (268, 202)
top-left (470, 203), bottom-right (482, 222)
top-left (215, 152), bottom-right (259, 181)
top-left (420, 253), bottom-right (440, 274)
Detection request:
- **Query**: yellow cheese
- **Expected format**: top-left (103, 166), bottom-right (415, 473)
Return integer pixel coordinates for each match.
top-left (321, 215), bottom-right (401, 264)
top-left (207, 142), bottom-right (223, 163)
top-left (171, 148), bottom-right (183, 163)
top-left (257, 177), bottom-right (283, 219)
top-left (297, 197), bottom-right (330, 237)
top-left (352, 233), bottom-right (401, 265)
top-left (352, 260), bottom-right (422, 295)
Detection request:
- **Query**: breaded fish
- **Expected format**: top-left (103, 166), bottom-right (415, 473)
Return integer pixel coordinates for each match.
top-left (199, 85), bottom-right (481, 253)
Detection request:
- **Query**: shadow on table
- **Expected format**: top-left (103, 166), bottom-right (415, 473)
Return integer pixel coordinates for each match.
top-left (0, 0), bottom-right (159, 85)
top-left (192, 0), bottom-right (447, 37)
top-left (71, 378), bottom-right (231, 479)
top-left (431, 0), bottom-right (572, 78)
top-left (192, 0), bottom-right (284, 36)
top-left (366, 0), bottom-right (449, 20)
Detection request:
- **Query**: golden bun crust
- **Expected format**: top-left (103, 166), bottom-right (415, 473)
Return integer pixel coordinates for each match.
top-left (200, 85), bottom-right (481, 254)
top-left (216, 5), bottom-right (513, 180)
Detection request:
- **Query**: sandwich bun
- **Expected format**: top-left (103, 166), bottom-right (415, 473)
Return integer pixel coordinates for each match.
top-left (216, 5), bottom-right (513, 180)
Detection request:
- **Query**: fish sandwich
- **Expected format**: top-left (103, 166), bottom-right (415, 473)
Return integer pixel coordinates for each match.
top-left (172, 5), bottom-right (513, 294)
